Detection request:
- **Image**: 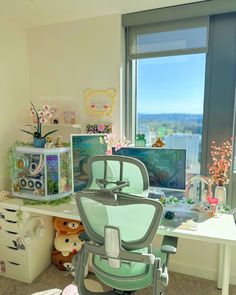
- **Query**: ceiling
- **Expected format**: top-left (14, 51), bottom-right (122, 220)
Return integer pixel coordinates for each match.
top-left (0, 0), bottom-right (207, 28)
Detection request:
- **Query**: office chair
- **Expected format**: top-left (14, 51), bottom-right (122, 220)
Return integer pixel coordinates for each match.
top-left (74, 155), bottom-right (178, 295)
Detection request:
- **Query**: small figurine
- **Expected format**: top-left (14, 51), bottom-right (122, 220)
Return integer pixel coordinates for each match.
top-left (14, 184), bottom-right (20, 192)
top-left (135, 134), bottom-right (146, 147)
top-left (55, 136), bottom-right (63, 147)
top-left (152, 137), bottom-right (165, 147)
top-left (45, 136), bottom-right (54, 148)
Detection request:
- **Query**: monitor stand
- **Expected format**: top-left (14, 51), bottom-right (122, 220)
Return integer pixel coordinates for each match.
top-left (148, 187), bottom-right (185, 199)
top-left (148, 187), bottom-right (165, 199)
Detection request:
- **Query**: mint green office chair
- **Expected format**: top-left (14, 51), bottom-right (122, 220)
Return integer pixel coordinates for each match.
top-left (74, 155), bottom-right (177, 295)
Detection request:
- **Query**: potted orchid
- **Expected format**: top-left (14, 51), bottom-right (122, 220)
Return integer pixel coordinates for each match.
top-left (21, 101), bottom-right (58, 148)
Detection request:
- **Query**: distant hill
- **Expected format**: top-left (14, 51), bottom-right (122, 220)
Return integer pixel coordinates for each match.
top-left (138, 113), bottom-right (203, 123)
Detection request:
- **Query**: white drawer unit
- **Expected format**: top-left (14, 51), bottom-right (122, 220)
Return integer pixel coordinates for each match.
top-left (0, 261), bottom-right (29, 283)
top-left (0, 207), bottom-right (18, 221)
top-left (0, 244), bottom-right (26, 265)
top-left (0, 218), bottom-right (20, 232)
top-left (0, 202), bottom-right (54, 283)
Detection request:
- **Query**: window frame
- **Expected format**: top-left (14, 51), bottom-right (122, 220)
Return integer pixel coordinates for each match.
top-left (124, 12), bottom-right (236, 208)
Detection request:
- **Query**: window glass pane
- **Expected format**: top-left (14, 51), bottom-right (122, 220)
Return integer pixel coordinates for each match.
top-left (136, 54), bottom-right (206, 175)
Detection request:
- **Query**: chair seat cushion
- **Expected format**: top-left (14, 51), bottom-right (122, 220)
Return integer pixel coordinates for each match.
top-left (93, 247), bottom-right (166, 291)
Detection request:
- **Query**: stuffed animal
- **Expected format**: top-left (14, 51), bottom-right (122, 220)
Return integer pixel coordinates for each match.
top-left (51, 250), bottom-right (77, 271)
top-left (54, 232), bottom-right (85, 257)
top-left (53, 217), bottom-right (84, 235)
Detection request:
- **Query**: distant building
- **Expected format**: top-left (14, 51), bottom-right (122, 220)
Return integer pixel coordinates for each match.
top-left (164, 133), bottom-right (201, 174)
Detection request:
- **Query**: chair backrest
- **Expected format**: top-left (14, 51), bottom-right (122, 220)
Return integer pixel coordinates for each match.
top-left (85, 155), bottom-right (149, 195)
top-left (76, 155), bottom-right (163, 251)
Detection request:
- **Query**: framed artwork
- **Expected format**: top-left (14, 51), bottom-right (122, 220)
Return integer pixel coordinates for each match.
top-left (86, 123), bottom-right (112, 134)
top-left (71, 134), bottom-right (107, 192)
top-left (63, 111), bottom-right (76, 124)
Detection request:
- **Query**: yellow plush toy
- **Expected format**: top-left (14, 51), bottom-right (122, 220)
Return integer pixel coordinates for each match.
top-left (54, 232), bottom-right (84, 257)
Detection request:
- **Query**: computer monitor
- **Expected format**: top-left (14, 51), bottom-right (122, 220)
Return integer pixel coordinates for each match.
top-left (112, 147), bottom-right (186, 191)
top-left (71, 134), bottom-right (107, 192)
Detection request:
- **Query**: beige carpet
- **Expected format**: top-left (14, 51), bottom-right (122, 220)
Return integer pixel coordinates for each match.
top-left (0, 264), bottom-right (236, 295)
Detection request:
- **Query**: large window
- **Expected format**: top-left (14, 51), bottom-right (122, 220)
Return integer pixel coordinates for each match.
top-left (136, 54), bottom-right (206, 175)
top-left (126, 17), bottom-right (208, 178)
top-left (124, 7), bottom-right (236, 207)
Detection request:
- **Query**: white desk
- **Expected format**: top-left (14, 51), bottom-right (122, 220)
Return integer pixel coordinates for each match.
top-left (1, 197), bottom-right (236, 295)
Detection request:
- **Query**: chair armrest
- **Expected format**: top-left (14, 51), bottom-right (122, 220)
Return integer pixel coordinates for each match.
top-left (161, 235), bottom-right (178, 255)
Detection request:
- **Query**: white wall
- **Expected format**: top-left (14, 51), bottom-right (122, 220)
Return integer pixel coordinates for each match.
top-left (26, 14), bottom-right (236, 285)
top-left (0, 17), bottom-right (30, 190)
top-left (26, 14), bottom-right (123, 141)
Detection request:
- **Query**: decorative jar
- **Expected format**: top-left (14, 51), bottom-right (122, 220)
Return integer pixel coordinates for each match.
top-left (214, 185), bottom-right (226, 205)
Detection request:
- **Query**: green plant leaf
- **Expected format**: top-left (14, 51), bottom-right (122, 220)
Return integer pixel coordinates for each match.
top-left (43, 129), bottom-right (58, 138)
top-left (20, 129), bottom-right (34, 136)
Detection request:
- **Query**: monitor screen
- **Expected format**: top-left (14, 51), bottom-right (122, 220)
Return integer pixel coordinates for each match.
top-left (71, 134), bottom-right (107, 192)
top-left (112, 147), bottom-right (186, 191)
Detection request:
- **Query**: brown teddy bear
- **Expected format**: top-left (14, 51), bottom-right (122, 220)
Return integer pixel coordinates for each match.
top-left (53, 217), bottom-right (84, 235)
top-left (51, 250), bottom-right (76, 271)
top-left (52, 217), bottom-right (85, 273)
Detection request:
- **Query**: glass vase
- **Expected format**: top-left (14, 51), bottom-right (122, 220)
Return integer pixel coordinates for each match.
top-left (214, 185), bottom-right (226, 205)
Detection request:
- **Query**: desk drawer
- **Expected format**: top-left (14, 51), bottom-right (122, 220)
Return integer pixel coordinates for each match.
top-left (0, 244), bottom-right (27, 265)
top-left (0, 229), bottom-right (22, 248)
top-left (0, 219), bottom-right (19, 233)
top-left (0, 208), bottom-right (18, 222)
top-left (0, 260), bottom-right (29, 283)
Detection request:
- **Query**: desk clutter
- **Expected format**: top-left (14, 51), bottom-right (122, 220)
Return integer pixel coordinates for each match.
top-left (11, 145), bottom-right (72, 201)
top-left (161, 209), bottom-right (200, 231)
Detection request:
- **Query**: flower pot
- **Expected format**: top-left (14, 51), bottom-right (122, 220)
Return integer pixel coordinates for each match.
top-left (33, 137), bottom-right (46, 148)
top-left (214, 185), bottom-right (226, 205)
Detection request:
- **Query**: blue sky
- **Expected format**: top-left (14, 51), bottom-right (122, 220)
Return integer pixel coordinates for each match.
top-left (137, 53), bottom-right (206, 114)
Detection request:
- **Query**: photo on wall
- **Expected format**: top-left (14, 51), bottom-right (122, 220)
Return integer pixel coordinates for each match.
top-left (71, 134), bottom-right (107, 192)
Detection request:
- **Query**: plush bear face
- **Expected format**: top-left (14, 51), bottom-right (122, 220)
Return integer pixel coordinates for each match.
top-left (53, 217), bottom-right (84, 234)
top-left (54, 233), bottom-right (84, 256)
top-left (84, 88), bottom-right (116, 117)
top-left (51, 250), bottom-right (76, 271)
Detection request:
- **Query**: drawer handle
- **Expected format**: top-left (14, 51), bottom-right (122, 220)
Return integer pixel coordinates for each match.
top-left (6, 230), bottom-right (17, 235)
top-left (7, 246), bottom-right (18, 251)
top-left (8, 261), bottom-right (20, 265)
top-left (4, 209), bottom-right (17, 213)
top-left (5, 220), bottom-right (17, 224)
